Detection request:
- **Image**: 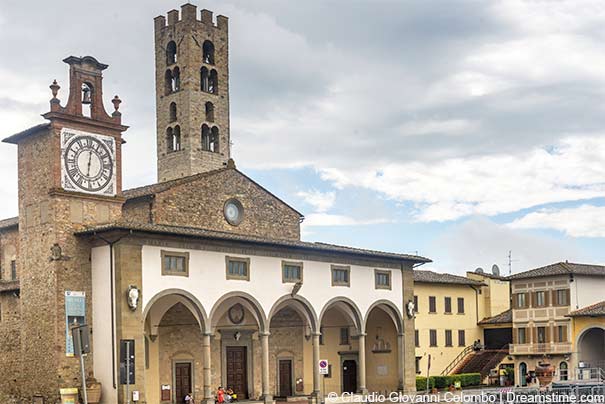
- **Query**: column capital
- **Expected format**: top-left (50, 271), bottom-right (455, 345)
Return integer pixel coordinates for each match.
top-left (259, 331), bottom-right (271, 337)
top-left (357, 333), bottom-right (367, 337)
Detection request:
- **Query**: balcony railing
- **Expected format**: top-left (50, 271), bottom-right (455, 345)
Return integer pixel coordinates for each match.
top-left (509, 342), bottom-right (572, 355)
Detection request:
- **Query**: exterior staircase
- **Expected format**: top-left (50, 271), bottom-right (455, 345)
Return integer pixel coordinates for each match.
top-left (453, 349), bottom-right (509, 379)
top-left (441, 345), bottom-right (509, 380)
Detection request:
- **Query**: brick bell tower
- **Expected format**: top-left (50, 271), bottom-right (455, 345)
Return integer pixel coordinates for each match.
top-left (155, 4), bottom-right (231, 182)
top-left (3, 56), bottom-right (127, 402)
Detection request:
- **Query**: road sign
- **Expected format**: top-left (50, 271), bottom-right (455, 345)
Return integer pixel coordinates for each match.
top-left (319, 359), bottom-right (329, 375)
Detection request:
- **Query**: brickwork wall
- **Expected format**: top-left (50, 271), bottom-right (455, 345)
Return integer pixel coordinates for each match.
top-left (151, 169), bottom-right (301, 240)
top-left (157, 303), bottom-right (205, 401)
top-left (0, 227), bottom-right (19, 280)
top-left (155, 5), bottom-right (231, 182)
top-left (115, 242), bottom-right (146, 403)
top-left (0, 226), bottom-right (21, 397)
top-left (122, 198), bottom-right (153, 224)
top-left (403, 267), bottom-right (416, 392)
top-left (12, 120), bottom-right (124, 402)
top-left (268, 309), bottom-right (305, 396)
top-left (0, 292), bottom-right (21, 397)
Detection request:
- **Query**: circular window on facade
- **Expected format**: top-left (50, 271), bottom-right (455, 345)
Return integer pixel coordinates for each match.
top-left (224, 198), bottom-right (244, 226)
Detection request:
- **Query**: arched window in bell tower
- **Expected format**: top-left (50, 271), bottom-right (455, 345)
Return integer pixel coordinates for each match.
top-left (166, 41), bottom-right (177, 65)
top-left (165, 70), bottom-right (174, 95)
top-left (202, 124), bottom-right (219, 152)
top-left (166, 126), bottom-right (181, 152)
top-left (205, 102), bottom-right (214, 122)
top-left (81, 82), bottom-right (93, 118)
top-left (203, 40), bottom-right (215, 64)
top-left (209, 69), bottom-right (218, 94)
top-left (210, 126), bottom-right (220, 152)
top-left (172, 67), bottom-right (181, 92)
top-left (169, 102), bottom-right (177, 122)
top-left (201, 67), bottom-right (209, 92)
top-left (201, 124), bottom-right (210, 151)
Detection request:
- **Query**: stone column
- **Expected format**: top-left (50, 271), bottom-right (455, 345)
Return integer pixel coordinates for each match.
top-left (202, 333), bottom-right (213, 404)
top-left (397, 333), bottom-right (405, 392)
top-left (312, 333), bottom-right (321, 401)
top-left (358, 333), bottom-right (368, 394)
top-left (260, 331), bottom-right (273, 404)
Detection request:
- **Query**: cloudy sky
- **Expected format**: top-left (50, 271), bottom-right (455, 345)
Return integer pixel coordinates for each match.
top-left (1, 0), bottom-right (604, 275)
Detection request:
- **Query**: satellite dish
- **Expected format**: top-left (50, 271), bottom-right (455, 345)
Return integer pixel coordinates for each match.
top-left (475, 267), bottom-right (484, 274)
top-left (492, 264), bottom-right (500, 276)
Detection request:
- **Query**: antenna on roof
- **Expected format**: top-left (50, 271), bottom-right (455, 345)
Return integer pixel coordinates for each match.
top-left (475, 267), bottom-right (484, 274)
top-left (508, 250), bottom-right (518, 275)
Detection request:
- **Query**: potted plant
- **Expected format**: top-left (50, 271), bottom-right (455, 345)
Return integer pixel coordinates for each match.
top-left (86, 375), bottom-right (102, 404)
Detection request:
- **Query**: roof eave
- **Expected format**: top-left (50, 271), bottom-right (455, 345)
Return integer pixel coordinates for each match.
top-left (75, 224), bottom-right (430, 264)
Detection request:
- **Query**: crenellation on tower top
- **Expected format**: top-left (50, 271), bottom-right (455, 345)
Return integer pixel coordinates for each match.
top-left (167, 9), bottom-right (179, 25)
top-left (154, 6), bottom-right (228, 31)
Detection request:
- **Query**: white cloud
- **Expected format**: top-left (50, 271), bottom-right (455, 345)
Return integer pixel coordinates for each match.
top-left (508, 204), bottom-right (605, 237)
top-left (296, 190), bottom-right (336, 213)
top-left (396, 119), bottom-right (479, 137)
top-left (428, 217), bottom-right (584, 276)
top-left (303, 213), bottom-right (390, 227)
top-left (320, 135), bottom-right (605, 222)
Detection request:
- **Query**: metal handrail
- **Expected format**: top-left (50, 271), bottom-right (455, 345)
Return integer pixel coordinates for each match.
top-left (441, 345), bottom-right (474, 376)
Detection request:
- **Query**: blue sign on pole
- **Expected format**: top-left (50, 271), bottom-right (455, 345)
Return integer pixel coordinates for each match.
top-left (65, 291), bottom-right (86, 356)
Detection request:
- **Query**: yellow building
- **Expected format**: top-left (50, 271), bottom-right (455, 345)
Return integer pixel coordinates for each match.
top-left (567, 301), bottom-right (605, 379)
top-left (413, 269), bottom-right (512, 379)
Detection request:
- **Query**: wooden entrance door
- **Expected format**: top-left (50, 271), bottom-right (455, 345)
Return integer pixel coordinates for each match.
top-left (226, 346), bottom-right (248, 398)
top-left (174, 362), bottom-right (192, 403)
top-left (278, 359), bottom-right (293, 397)
top-left (342, 360), bottom-right (357, 393)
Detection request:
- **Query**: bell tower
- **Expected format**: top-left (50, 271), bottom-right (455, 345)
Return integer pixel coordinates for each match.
top-left (154, 4), bottom-right (231, 182)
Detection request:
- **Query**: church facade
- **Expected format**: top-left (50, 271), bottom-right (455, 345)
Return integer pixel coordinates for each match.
top-left (0, 4), bottom-right (428, 404)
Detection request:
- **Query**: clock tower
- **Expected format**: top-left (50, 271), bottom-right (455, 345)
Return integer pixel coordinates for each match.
top-left (2, 56), bottom-right (127, 401)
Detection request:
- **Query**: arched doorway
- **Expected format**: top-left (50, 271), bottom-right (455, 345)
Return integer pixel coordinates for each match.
top-left (143, 290), bottom-right (208, 404)
top-left (267, 296), bottom-right (319, 398)
top-left (578, 327), bottom-right (605, 371)
top-left (559, 362), bottom-right (568, 381)
top-left (519, 362), bottom-right (527, 386)
top-left (209, 292), bottom-right (268, 399)
top-left (318, 298), bottom-right (363, 394)
top-left (364, 301), bottom-right (403, 393)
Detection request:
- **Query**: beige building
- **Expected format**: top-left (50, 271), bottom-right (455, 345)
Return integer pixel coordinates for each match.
top-left (413, 269), bottom-right (510, 377)
top-left (508, 262), bottom-right (605, 386)
top-left (0, 4), bottom-right (429, 404)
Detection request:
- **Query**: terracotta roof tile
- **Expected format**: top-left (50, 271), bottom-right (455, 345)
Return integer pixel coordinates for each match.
top-left (567, 301), bottom-right (605, 317)
top-left (74, 221), bottom-right (431, 264)
top-left (0, 216), bottom-right (18, 231)
top-left (507, 262), bottom-right (605, 280)
top-left (478, 309), bottom-right (512, 325)
top-left (413, 270), bottom-right (484, 286)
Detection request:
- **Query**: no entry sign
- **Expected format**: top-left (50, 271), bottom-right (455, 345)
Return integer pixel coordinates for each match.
top-left (319, 359), bottom-right (329, 375)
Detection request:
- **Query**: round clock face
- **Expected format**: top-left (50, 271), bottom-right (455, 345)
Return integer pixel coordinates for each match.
top-left (64, 135), bottom-right (114, 192)
top-left (224, 199), bottom-right (244, 226)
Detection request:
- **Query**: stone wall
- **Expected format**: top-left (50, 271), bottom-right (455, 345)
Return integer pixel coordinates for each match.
top-left (143, 169), bottom-right (301, 240)
top-left (0, 291), bottom-right (21, 397)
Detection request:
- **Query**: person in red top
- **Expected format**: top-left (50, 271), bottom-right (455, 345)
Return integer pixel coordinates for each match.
top-left (217, 386), bottom-right (225, 404)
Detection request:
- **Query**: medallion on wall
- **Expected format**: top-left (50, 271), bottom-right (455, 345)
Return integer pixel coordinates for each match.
top-left (228, 303), bottom-right (245, 324)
